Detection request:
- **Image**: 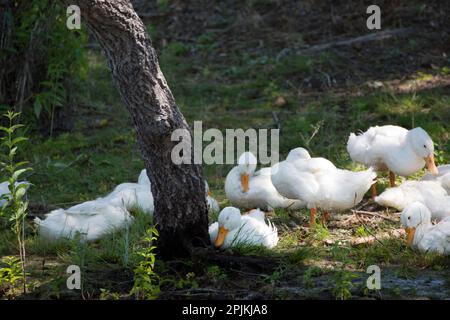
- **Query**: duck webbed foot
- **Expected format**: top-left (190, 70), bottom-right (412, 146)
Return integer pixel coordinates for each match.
top-left (371, 181), bottom-right (378, 199)
top-left (321, 211), bottom-right (330, 225)
top-left (308, 208), bottom-right (317, 227)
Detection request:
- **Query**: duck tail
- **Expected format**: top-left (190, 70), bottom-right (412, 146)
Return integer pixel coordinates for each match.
top-left (34, 217), bottom-right (42, 226)
top-left (367, 167), bottom-right (377, 182)
top-left (374, 187), bottom-right (405, 211)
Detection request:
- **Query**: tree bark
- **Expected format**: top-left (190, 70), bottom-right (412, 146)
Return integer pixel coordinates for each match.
top-left (63, 0), bottom-right (209, 258)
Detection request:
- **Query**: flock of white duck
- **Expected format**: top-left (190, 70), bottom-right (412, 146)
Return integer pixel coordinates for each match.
top-left (5, 125), bottom-right (450, 255)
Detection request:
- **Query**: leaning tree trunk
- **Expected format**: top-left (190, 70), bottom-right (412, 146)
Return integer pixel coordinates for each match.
top-left (63, 0), bottom-right (209, 258)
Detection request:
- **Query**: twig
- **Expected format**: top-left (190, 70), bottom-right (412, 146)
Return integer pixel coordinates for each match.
top-left (271, 111), bottom-right (282, 133)
top-left (159, 288), bottom-right (249, 298)
top-left (230, 268), bottom-right (268, 278)
top-left (298, 28), bottom-right (415, 54)
top-left (352, 210), bottom-right (398, 223)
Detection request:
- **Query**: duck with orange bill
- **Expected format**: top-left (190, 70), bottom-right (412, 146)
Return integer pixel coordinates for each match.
top-left (401, 202), bottom-right (450, 255)
top-left (271, 147), bottom-right (376, 227)
top-left (224, 152), bottom-right (305, 211)
top-left (347, 125), bottom-right (438, 198)
top-left (208, 207), bottom-right (278, 249)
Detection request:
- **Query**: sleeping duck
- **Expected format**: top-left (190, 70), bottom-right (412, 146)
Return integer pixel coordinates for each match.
top-left (401, 202), bottom-right (450, 255)
top-left (225, 152), bottom-right (304, 210)
top-left (347, 125), bottom-right (438, 197)
top-left (375, 180), bottom-right (450, 221)
top-left (35, 169), bottom-right (154, 241)
top-left (103, 169), bottom-right (154, 215)
top-left (271, 147), bottom-right (376, 227)
top-left (35, 201), bottom-right (132, 241)
top-left (209, 207), bottom-right (278, 249)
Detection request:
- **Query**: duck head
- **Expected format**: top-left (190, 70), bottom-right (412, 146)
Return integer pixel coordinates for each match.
top-left (407, 128), bottom-right (438, 175)
top-left (286, 147), bottom-right (311, 161)
top-left (400, 202), bottom-right (432, 246)
top-left (214, 207), bottom-right (242, 248)
top-left (237, 152), bottom-right (257, 193)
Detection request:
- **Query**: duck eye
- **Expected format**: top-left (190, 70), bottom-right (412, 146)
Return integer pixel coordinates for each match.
top-left (408, 216), bottom-right (411, 220)
top-left (423, 145), bottom-right (427, 148)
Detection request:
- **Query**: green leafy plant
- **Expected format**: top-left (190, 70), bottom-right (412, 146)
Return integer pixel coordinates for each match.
top-left (332, 268), bottom-right (358, 300)
top-left (175, 272), bottom-right (199, 290)
top-left (99, 288), bottom-right (121, 300)
top-left (130, 227), bottom-right (160, 300)
top-left (0, 111), bottom-right (32, 294)
top-left (0, 256), bottom-right (22, 288)
top-left (0, 111), bottom-right (31, 293)
top-left (302, 266), bottom-right (323, 288)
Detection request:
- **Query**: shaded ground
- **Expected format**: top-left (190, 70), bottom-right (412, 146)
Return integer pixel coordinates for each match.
top-left (1, 0), bottom-right (449, 299)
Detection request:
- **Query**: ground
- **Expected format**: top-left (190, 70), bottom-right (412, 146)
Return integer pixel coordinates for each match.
top-left (1, 0), bottom-right (450, 299)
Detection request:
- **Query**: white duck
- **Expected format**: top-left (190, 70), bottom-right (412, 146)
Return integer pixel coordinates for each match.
top-left (347, 125), bottom-right (438, 197)
top-left (35, 202), bottom-right (132, 241)
top-left (103, 169), bottom-right (154, 215)
top-left (35, 169), bottom-right (154, 241)
top-left (271, 147), bottom-right (376, 227)
top-left (401, 202), bottom-right (450, 254)
top-left (208, 207), bottom-right (278, 249)
top-left (205, 180), bottom-right (220, 214)
top-left (421, 164), bottom-right (450, 194)
top-left (375, 180), bottom-right (450, 221)
top-left (225, 152), bottom-right (304, 211)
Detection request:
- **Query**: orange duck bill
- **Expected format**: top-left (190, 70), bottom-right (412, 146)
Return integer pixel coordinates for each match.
top-left (425, 154), bottom-right (438, 176)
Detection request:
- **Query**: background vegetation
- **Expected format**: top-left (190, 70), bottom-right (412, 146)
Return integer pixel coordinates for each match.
top-left (0, 0), bottom-right (449, 299)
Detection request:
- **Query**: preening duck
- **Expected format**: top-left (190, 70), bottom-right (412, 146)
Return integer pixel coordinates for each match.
top-left (271, 147), bottom-right (376, 227)
top-left (225, 152), bottom-right (304, 210)
top-left (208, 207), bottom-right (278, 249)
top-left (401, 202), bottom-right (450, 254)
top-left (375, 180), bottom-right (450, 221)
top-left (347, 125), bottom-right (438, 197)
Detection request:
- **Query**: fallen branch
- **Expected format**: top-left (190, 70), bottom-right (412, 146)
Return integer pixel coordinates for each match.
top-left (298, 28), bottom-right (415, 54)
top-left (352, 210), bottom-right (398, 223)
top-left (158, 288), bottom-right (249, 299)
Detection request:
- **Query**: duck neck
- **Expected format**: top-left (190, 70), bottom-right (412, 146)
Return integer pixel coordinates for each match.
top-left (414, 222), bottom-right (433, 244)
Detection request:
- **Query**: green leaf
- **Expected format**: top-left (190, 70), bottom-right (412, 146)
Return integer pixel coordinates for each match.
top-left (9, 124), bottom-right (24, 132)
top-left (12, 137), bottom-right (28, 145)
top-left (15, 188), bottom-right (26, 200)
top-left (34, 98), bottom-right (42, 118)
top-left (12, 168), bottom-right (31, 180)
top-left (9, 147), bottom-right (17, 158)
